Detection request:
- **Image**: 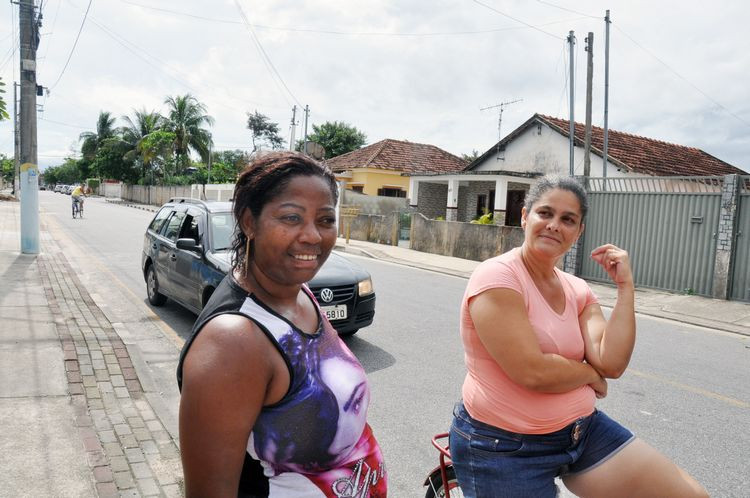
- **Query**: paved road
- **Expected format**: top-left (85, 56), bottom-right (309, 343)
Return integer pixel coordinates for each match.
top-left (40, 192), bottom-right (750, 497)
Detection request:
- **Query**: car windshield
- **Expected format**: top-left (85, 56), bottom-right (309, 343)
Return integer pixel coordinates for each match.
top-left (210, 213), bottom-right (235, 251)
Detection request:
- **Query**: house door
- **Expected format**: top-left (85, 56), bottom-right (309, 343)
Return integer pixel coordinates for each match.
top-left (505, 190), bottom-right (525, 226)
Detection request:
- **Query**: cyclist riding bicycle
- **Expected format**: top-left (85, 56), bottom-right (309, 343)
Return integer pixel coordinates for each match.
top-left (71, 183), bottom-right (86, 218)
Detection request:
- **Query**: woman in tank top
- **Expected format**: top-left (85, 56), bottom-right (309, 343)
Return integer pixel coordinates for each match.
top-left (449, 175), bottom-right (706, 497)
top-left (178, 151), bottom-right (386, 497)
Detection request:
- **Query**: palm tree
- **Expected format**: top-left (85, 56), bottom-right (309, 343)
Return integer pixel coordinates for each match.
top-left (79, 111), bottom-right (118, 160)
top-left (163, 94), bottom-right (214, 173)
top-left (122, 109), bottom-right (165, 183)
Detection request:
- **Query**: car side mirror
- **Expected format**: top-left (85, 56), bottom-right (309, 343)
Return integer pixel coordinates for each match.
top-left (176, 238), bottom-right (202, 253)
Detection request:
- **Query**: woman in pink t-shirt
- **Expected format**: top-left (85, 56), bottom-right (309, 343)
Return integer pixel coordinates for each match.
top-left (449, 175), bottom-right (707, 498)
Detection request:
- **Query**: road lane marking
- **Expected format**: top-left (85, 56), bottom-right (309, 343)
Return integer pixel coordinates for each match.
top-left (628, 368), bottom-right (749, 408)
top-left (42, 206), bottom-right (186, 350)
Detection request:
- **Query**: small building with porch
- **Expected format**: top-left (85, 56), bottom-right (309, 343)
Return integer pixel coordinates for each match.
top-left (407, 113), bottom-right (745, 225)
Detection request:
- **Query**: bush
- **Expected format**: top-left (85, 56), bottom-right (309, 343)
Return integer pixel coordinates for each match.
top-left (470, 212), bottom-right (494, 225)
top-left (86, 178), bottom-right (100, 192)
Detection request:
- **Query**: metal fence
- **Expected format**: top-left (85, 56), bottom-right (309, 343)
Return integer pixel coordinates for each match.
top-left (579, 176), bottom-right (723, 297)
top-left (730, 176), bottom-right (750, 301)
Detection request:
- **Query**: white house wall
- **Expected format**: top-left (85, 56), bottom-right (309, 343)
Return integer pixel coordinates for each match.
top-left (473, 123), bottom-right (630, 178)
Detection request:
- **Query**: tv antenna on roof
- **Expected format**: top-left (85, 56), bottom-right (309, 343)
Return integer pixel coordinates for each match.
top-left (481, 98), bottom-right (522, 160)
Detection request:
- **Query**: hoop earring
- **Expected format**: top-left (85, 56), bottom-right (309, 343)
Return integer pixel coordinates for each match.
top-left (244, 236), bottom-right (252, 274)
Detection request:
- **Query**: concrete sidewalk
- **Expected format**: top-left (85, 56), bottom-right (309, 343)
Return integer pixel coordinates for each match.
top-left (0, 199), bottom-right (182, 497)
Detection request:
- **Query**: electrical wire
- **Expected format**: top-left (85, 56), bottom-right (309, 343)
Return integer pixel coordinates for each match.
top-left (119, 0), bottom-right (583, 38)
top-left (39, 116), bottom-right (89, 129)
top-left (470, 0), bottom-right (564, 40)
top-left (535, 0), bottom-right (601, 19)
top-left (85, 16), bottom-right (280, 114)
top-left (614, 23), bottom-right (750, 129)
top-left (49, 0), bottom-right (93, 90)
top-left (234, 0), bottom-right (300, 108)
top-left (41, 0), bottom-right (62, 65)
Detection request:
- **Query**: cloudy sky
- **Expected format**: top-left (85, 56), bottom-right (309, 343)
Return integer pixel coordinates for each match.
top-left (1, 0), bottom-right (748, 173)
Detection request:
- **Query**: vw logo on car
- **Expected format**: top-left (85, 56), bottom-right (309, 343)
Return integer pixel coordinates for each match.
top-left (320, 288), bottom-right (334, 303)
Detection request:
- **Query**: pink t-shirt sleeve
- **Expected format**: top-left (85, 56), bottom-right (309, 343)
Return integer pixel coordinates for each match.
top-left (466, 259), bottom-right (524, 303)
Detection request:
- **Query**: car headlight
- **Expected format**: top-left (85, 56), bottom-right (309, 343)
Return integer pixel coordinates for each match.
top-left (358, 278), bottom-right (374, 296)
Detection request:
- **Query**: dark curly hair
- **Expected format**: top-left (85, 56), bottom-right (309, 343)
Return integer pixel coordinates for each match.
top-left (231, 151), bottom-right (339, 274)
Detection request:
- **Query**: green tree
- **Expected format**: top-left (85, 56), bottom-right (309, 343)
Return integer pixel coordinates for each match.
top-left (1, 154), bottom-right (14, 184)
top-left (122, 109), bottom-right (165, 182)
top-left (140, 130), bottom-right (176, 183)
top-left (164, 94), bottom-right (214, 172)
top-left (461, 150), bottom-right (480, 163)
top-left (246, 111), bottom-right (283, 151)
top-left (79, 111), bottom-right (118, 160)
top-left (299, 121), bottom-right (366, 159)
top-left (44, 158), bottom-right (83, 185)
top-left (0, 78), bottom-right (9, 121)
top-left (93, 138), bottom-right (138, 182)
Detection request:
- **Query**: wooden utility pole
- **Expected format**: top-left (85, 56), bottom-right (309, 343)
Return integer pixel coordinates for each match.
top-left (583, 32), bottom-right (594, 179)
top-left (567, 31), bottom-right (575, 176)
top-left (603, 10), bottom-right (611, 179)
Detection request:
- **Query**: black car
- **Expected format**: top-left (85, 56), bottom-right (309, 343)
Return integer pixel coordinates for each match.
top-left (141, 198), bottom-right (375, 335)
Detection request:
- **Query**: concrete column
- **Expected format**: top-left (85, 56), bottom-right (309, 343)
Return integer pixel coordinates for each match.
top-left (712, 174), bottom-right (740, 299)
top-left (408, 177), bottom-right (419, 208)
top-left (446, 179), bottom-right (459, 221)
top-left (493, 178), bottom-right (508, 225)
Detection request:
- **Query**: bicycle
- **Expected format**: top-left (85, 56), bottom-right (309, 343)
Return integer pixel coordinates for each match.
top-left (424, 432), bottom-right (464, 498)
top-left (72, 196), bottom-right (84, 219)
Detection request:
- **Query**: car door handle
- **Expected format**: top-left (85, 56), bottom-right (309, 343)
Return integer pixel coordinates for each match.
top-left (170, 254), bottom-right (177, 261)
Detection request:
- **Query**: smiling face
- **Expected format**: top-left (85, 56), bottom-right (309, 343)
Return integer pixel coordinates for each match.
top-left (521, 188), bottom-right (584, 258)
top-left (244, 175), bottom-right (338, 287)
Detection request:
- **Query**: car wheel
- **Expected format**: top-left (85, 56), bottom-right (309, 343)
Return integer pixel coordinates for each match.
top-left (338, 328), bottom-right (359, 337)
top-left (146, 265), bottom-right (167, 306)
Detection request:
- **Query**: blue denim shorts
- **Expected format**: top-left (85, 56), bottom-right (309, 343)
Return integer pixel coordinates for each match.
top-left (449, 400), bottom-right (634, 498)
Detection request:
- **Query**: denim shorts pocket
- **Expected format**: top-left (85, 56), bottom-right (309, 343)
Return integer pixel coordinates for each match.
top-left (468, 430), bottom-right (524, 455)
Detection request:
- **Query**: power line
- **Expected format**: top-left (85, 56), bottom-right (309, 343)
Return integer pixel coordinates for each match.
top-left (49, 0), bottom-right (93, 90)
top-left (234, 0), bottom-right (301, 108)
top-left (535, 0), bottom-right (600, 19)
top-left (119, 0), bottom-right (584, 38)
top-left (614, 23), bottom-right (750, 129)
top-left (471, 0), bottom-right (564, 40)
top-left (41, 0), bottom-right (62, 64)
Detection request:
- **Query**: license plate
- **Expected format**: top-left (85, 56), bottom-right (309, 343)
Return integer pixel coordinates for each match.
top-left (321, 304), bottom-right (348, 321)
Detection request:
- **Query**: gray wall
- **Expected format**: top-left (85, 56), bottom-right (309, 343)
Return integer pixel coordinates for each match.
top-left (410, 213), bottom-right (525, 261)
top-left (417, 183), bottom-right (449, 219)
top-left (341, 189), bottom-right (408, 215)
top-left (343, 213), bottom-right (399, 245)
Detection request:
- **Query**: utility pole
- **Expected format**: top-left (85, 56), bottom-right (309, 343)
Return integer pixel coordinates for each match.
top-left (302, 105), bottom-right (310, 155)
top-left (583, 32), bottom-right (594, 180)
top-left (603, 10), bottom-right (611, 180)
top-left (13, 82), bottom-right (20, 195)
top-left (480, 99), bottom-right (522, 160)
top-left (289, 105), bottom-right (297, 151)
top-left (19, 0), bottom-right (40, 254)
top-left (567, 30), bottom-right (575, 176)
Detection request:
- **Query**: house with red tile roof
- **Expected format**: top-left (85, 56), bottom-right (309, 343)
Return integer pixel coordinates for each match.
top-left (325, 138), bottom-right (466, 198)
top-left (408, 113), bottom-right (746, 225)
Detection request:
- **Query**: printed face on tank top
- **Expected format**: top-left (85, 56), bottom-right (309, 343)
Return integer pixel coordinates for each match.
top-left (240, 293), bottom-right (386, 497)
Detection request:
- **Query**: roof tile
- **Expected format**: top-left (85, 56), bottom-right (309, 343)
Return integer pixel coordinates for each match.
top-left (540, 114), bottom-right (746, 176)
top-left (325, 139), bottom-right (467, 174)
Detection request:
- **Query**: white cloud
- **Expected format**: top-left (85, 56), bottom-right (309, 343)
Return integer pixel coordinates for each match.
top-left (1, 0), bottom-right (748, 172)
